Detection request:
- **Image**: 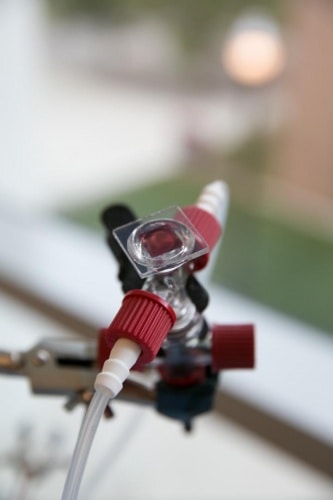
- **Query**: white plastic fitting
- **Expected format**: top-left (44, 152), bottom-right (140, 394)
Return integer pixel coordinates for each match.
top-left (94, 338), bottom-right (141, 398)
top-left (196, 180), bottom-right (229, 225)
top-left (194, 180), bottom-right (230, 284)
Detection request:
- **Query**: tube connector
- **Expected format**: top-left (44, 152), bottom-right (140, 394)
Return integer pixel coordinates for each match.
top-left (196, 180), bottom-right (229, 222)
top-left (182, 180), bottom-right (229, 273)
top-left (96, 290), bottom-right (176, 398)
top-left (102, 289), bottom-right (176, 369)
top-left (95, 338), bottom-right (141, 398)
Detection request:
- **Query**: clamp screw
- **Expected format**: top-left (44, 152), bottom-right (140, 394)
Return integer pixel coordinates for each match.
top-left (33, 349), bottom-right (50, 367)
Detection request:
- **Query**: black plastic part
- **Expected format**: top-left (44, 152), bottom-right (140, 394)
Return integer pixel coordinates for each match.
top-left (156, 373), bottom-right (218, 431)
top-left (101, 204), bottom-right (144, 292)
top-left (198, 318), bottom-right (209, 341)
top-left (186, 275), bottom-right (209, 313)
top-left (101, 204), bottom-right (137, 232)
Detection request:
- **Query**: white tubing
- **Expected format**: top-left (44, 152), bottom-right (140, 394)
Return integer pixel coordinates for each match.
top-left (61, 390), bottom-right (109, 500)
top-left (61, 338), bottom-right (142, 500)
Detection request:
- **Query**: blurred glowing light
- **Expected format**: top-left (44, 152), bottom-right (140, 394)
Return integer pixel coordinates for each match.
top-left (222, 14), bottom-right (285, 86)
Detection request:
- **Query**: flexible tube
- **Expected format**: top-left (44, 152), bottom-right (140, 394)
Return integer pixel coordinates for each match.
top-left (61, 390), bottom-right (110, 500)
top-left (62, 339), bottom-right (142, 500)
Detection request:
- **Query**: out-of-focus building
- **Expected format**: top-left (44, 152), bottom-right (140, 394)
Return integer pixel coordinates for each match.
top-left (280, 0), bottom-right (333, 200)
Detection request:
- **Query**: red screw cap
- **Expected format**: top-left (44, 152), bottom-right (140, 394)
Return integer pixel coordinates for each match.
top-left (98, 328), bottom-right (109, 369)
top-left (182, 205), bottom-right (222, 251)
top-left (181, 205), bottom-right (222, 271)
top-left (103, 290), bottom-right (176, 369)
top-left (211, 324), bottom-right (255, 371)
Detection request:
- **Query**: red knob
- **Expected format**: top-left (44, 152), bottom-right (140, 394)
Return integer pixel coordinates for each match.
top-left (211, 324), bottom-right (255, 371)
top-left (103, 290), bottom-right (176, 369)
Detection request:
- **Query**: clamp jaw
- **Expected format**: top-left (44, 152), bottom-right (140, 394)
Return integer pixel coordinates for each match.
top-left (0, 339), bottom-right (155, 410)
top-left (0, 181), bottom-right (255, 431)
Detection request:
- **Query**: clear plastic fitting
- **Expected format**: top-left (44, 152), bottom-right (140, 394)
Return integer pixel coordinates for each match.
top-left (113, 206), bottom-right (209, 278)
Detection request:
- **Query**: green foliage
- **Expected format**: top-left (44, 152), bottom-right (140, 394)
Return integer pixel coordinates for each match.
top-left (48, 0), bottom-right (286, 53)
top-left (50, 0), bottom-right (285, 20)
top-left (216, 203), bottom-right (333, 334)
top-left (225, 132), bottom-right (273, 173)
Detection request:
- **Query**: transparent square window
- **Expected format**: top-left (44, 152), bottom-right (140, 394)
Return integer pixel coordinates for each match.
top-left (113, 206), bottom-right (209, 278)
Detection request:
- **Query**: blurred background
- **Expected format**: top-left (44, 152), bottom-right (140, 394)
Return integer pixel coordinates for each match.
top-left (0, 0), bottom-right (332, 498)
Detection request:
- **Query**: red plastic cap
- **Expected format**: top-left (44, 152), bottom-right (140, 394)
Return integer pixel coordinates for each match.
top-left (98, 328), bottom-right (110, 369)
top-left (103, 290), bottom-right (176, 369)
top-left (182, 205), bottom-right (222, 251)
top-left (182, 205), bottom-right (222, 271)
top-left (211, 324), bottom-right (255, 371)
